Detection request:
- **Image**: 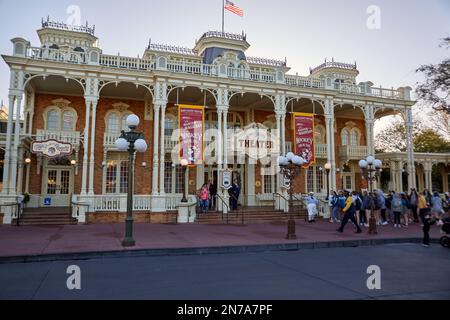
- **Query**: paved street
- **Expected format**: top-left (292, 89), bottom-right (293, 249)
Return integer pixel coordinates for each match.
top-left (1, 243), bottom-right (449, 300)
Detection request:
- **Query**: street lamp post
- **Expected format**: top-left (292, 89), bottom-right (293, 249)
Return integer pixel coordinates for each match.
top-left (115, 114), bottom-right (148, 247)
top-left (279, 152), bottom-right (305, 240)
top-left (359, 155), bottom-right (382, 235)
top-left (324, 163), bottom-right (331, 197)
top-left (180, 159), bottom-right (189, 203)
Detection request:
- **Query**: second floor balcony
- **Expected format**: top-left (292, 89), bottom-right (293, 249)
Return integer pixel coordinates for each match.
top-left (36, 129), bottom-right (80, 148)
top-left (339, 145), bottom-right (369, 160)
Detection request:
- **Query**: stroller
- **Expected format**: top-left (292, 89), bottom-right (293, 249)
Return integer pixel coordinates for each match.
top-left (440, 217), bottom-right (450, 248)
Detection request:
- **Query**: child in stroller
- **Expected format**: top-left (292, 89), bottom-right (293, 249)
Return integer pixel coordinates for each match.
top-left (440, 217), bottom-right (450, 248)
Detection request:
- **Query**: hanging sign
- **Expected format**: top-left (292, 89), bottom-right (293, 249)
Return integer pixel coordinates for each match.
top-left (179, 105), bottom-right (205, 165)
top-left (222, 169), bottom-right (232, 190)
top-left (31, 140), bottom-right (73, 158)
top-left (293, 113), bottom-right (316, 168)
top-left (283, 175), bottom-right (291, 190)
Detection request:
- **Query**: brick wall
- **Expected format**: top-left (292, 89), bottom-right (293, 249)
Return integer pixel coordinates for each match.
top-left (86, 212), bottom-right (177, 224)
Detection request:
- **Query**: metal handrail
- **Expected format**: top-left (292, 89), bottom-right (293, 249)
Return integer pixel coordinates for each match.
top-left (215, 193), bottom-right (230, 224)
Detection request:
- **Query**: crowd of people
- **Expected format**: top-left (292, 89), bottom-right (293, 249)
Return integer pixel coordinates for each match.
top-left (328, 188), bottom-right (450, 246)
top-left (197, 180), bottom-right (241, 214)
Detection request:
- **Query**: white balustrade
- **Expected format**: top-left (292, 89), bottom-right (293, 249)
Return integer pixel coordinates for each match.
top-left (104, 133), bottom-right (121, 149)
top-left (339, 145), bottom-right (369, 159)
top-left (24, 45), bottom-right (404, 100)
top-left (285, 142), bottom-right (327, 158)
top-left (165, 195), bottom-right (184, 211)
top-left (36, 130), bottom-right (80, 146)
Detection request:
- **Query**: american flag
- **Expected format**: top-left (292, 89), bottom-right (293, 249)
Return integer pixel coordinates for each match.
top-left (225, 0), bottom-right (244, 17)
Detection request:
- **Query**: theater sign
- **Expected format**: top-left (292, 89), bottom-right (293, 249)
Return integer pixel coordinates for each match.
top-left (31, 140), bottom-right (73, 158)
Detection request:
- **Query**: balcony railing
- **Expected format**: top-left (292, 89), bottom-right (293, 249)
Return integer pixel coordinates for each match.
top-left (36, 130), bottom-right (80, 147)
top-left (104, 133), bottom-right (121, 150)
top-left (23, 46), bottom-right (405, 99)
top-left (339, 145), bottom-right (369, 159)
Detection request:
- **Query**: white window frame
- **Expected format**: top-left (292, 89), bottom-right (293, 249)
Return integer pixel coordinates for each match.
top-left (102, 153), bottom-right (132, 194)
top-left (43, 106), bottom-right (78, 131)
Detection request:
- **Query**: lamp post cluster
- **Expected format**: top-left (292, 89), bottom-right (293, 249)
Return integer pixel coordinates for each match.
top-left (278, 152), bottom-right (305, 240)
top-left (359, 155), bottom-right (383, 235)
top-left (115, 114), bottom-right (148, 247)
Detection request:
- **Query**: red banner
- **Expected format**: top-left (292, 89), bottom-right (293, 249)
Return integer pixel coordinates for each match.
top-left (293, 113), bottom-right (315, 168)
top-left (179, 105), bottom-right (204, 165)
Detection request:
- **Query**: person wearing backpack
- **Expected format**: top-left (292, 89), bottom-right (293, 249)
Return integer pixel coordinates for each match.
top-left (391, 192), bottom-right (403, 228)
top-left (377, 190), bottom-right (388, 225)
top-left (400, 193), bottom-right (410, 227)
top-left (361, 191), bottom-right (371, 228)
top-left (337, 190), bottom-right (362, 234)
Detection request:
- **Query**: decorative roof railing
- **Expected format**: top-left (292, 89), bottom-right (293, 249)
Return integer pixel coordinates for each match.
top-left (147, 43), bottom-right (197, 56)
top-left (247, 56), bottom-right (286, 67)
top-left (23, 46), bottom-right (406, 100)
top-left (199, 31), bottom-right (247, 42)
top-left (310, 61), bottom-right (357, 74)
top-left (41, 17), bottom-right (95, 36)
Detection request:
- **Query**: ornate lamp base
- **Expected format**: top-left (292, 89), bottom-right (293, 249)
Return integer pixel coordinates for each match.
top-left (368, 216), bottom-right (378, 235)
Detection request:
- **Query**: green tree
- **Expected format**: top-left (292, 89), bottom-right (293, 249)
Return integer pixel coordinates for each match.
top-left (413, 128), bottom-right (450, 152)
top-left (416, 37), bottom-right (450, 114)
top-left (376, 118), bottom-right (450, 153)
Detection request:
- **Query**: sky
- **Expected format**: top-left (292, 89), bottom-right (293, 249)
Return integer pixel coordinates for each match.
top-left (0, 0), bottom-right (449, 131)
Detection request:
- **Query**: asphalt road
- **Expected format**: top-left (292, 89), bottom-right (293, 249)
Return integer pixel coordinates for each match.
top-left (0, 243), bottom-right (449, 300)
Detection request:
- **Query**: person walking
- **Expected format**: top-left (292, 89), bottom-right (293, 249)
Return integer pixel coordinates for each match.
top-left (361, 191), bottom-right (371, 228)
top-left (391, 192), bottom-right (403, 228)
top-left (431, 191), bottom-right (444, 219)
top-left (200, 183), bottom-right (210, 214)
top-left (408, 189), bottom-right (419, 223)
top-left (352, 191), bottom-right (363, 226)
top-left (230, 180), bottom-right (240, 211)
top-left (305, 192), bottom-right (319, 223)
top-left (418, 192), bottom-right (431, 247)
top-left (329, 191), bottom-right (340, 223)
top-left (377, 190), bottom-right (388, 225)
top-left (337, 191), bottom-right (362, 234)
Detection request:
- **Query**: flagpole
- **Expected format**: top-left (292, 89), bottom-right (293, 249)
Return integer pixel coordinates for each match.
top-left (222, 0), bottom-right (225, 34)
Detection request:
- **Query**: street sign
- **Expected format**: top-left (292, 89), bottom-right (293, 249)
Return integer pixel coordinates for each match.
top-left (44, 198), bottom-right (52, 206)
top-left (222, 170), bottom-right (232, 190)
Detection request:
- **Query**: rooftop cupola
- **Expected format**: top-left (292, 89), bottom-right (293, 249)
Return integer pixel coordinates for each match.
top-left (37, 17), bottom-right (99, 51)
top-left (310, 58), bottom-right (359, 83)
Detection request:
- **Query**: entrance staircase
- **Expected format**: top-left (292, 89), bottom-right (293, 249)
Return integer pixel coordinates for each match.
top-left (17, 207), bottom-right (77, 226)
top-left (196, 206), bottom-right (308, 225)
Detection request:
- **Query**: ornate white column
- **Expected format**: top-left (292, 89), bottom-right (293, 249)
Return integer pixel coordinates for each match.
top-left (1, 95), bottom-right (15, 194)
top-left (16, 148), bottom-right (24, 194)
top-left (365, 104), bottom-right (375, 157)
top-left (10, 93), bottom-right (23, 194)
top-left (80, 98), bottom-right (91, 195)
top-left (396, 161), bottom-right (404, 192)
top-left (424, 162), bottom-right (432, 191)
top-left (325, 98), bottom-right (337, 191)
top-left (389, 160), bottom-right (396, 191)
top-left (152, 104), bottom-right (160, 195)
top-left (405, 108), bottom-right (416, 190)
top-left (159, 103), bottom-right (167, 195)
top-left (222, 108), bottom-right (229, 169)
top-left (88, 99), bottom-right (98, 195)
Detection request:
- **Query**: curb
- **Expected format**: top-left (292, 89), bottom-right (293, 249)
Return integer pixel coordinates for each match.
top-left (0, 237), bottom-right (440, 264)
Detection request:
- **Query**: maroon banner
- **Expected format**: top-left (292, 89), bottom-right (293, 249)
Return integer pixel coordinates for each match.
top-left (179, 105), bottom-right (204, 165)
top-left (293, 113), bottom-right (315, 167)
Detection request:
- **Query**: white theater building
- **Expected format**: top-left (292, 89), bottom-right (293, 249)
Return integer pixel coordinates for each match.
top-left (0, 19), bottom-right (449, 225)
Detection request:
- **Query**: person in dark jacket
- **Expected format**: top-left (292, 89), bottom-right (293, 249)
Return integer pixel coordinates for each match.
top-left (337, 191), bottom-right (362, 234)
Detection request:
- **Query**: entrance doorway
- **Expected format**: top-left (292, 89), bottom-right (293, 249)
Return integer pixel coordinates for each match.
top-left (41, 166), bottom-right (73, 207)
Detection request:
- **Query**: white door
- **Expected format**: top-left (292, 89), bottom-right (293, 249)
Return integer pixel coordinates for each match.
top-left (42, 167), bottom-right (73, 207)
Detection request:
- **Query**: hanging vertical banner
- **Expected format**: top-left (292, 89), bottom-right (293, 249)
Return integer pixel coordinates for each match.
top-left (293, 113), bottom-right (316, 168)
top-left (179, 105), bottom-right (205, 165)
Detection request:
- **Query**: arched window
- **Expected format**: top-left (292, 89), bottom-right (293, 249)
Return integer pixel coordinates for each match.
top-left (350, 129), bottom-right (360, 146)
top-left (315, 125), bottom-right (326, 144)
top-left (46, 110), bottom-right (60, 131)
top-left (62, 110), bottom-right (75, 131)
top-left (341, 128), bottom-right (349, 146)
top-left (107, 112), bottom-right (120, 134)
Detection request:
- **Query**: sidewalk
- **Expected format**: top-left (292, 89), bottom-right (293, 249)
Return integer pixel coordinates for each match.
top-left (0, 220), bottom-right (443, 262)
